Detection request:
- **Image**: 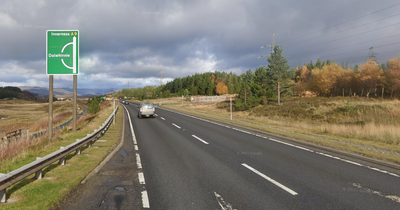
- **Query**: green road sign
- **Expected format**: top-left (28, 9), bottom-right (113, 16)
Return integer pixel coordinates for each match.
top-left (46, 30), bottom-right (79, 75)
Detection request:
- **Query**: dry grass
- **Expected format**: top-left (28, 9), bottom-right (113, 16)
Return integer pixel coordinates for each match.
top-left (0, 101), bottom-right (120, 210)
top-left (0, 100), bottom-right (109, 164)
top-left (0, 101), bottom-right (75, 133)
top-left (157, 97), bottom-right (400, 160)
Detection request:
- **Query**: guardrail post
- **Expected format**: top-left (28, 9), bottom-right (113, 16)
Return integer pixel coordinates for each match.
top-left (87, 141), bottom-right (92, 148)
top-left (0, 188), bottom-right (6, 203)
top-left (59, 147), bottom-right (66, 165)
top-left (3, 134), bottom-right (7, 143)
top-left (35, 170), bottom-right (43, 179)
top-left (75, 139), bottom-right (81, 155)
top-left (35, 157), bottom-right (43, 179)
top-left (59, 157), bottom-right (66, 165)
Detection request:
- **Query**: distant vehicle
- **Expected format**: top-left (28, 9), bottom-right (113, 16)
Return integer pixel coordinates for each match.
top-left (125, 100), bottom-right (129, 105)
top-left (138, 102), bottom-right (155, 118)
top-left (122, 100), bottom-right (125, 104)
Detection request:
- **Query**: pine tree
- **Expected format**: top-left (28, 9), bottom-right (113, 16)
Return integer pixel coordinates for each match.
top-left (316, 59), bottom-right (323, 69)
top-left (266, 45), bottom-right (291, 105)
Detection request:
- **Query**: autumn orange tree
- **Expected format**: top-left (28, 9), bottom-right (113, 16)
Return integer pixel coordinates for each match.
top-left (215, 78), bottom-right (228, 95)
top-left (384, 57), bottom-right (400, 98)
top-left (358, 59), bottom-right (383, 98)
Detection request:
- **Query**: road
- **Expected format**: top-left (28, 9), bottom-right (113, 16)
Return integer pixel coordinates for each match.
top-left (59, 103), bottom-right (400, 209)
top-left (127, 103), bottom-right (400, 209)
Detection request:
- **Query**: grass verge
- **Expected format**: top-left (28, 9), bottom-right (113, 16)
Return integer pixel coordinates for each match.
top-left (0, 104), bottom-right (123, 210)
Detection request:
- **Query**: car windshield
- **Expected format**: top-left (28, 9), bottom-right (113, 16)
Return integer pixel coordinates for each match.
top-left (141, 103), bottom-right (153, 108)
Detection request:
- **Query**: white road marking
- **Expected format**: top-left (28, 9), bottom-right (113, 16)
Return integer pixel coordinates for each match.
top-left (157, 107), bottom-right (400, 178)
top-left (341, 159), bottom-right (363, 166)
top-left (138, 172), bottom-right (146, 184)
top-left (241, 163), bottom-right (298, 196)
top-left (142, 190), bottom-right (150, 208)
top-left (161, 117), bottom-right (165, 120)
top-left (214, 192), bottom-right (235, 210)
top-left (136, 153), bottom-right (142, 169)
top-left (123, 105), bottom-right (151, 208)
top-left (172, 123), bottom-right (181, 129)
top-left (368, 167), bottom-right (389, 174)
top-left (192, 135), bottom-right (209, 145)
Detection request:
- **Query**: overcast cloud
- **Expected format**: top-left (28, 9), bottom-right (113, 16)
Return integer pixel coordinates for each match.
top-left (1, 0), bottom-right (400, 90)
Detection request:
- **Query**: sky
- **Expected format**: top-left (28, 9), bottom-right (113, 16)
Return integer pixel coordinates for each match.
top-left (1, 0), bottom-right (400, 90)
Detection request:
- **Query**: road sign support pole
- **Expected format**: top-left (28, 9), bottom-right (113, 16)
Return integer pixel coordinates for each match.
top-left (73, 75), bottom-right (77, 132)
top-left (230, 97), bottom-right (232, 120)
top-left (48, 75), bottom-right (53, 140)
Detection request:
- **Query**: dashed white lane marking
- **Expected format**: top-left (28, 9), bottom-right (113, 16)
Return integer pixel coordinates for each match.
top-left (241, 163), bottom-right (298, 196)
top-left (142, 190), bottom-right (150, 208)
top-left (160, 117), bottom-right (165, 120)
top-left (158, 107), bottom-right (400, 178)
top-left (134, 145), bottom-right (139, 151)
top-left (214, 192), bottom-right (236, 210)
top-left (172, 123), bottom-right (181, 129)
top-left (192, 135), bottom-right (209, 145)
top-left (138, 172), bottom-right (146, 184)
top-left (136, 153), bottom-right (142, 169)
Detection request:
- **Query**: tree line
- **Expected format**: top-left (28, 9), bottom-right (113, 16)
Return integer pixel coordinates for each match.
top-left (118, 45), bottom-right (400, 110)
top-left (294, 57), bottom-right (400, 98)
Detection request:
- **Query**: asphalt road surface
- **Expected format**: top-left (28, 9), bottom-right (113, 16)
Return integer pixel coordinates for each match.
top-left (60, 103), bottom-right (400, 209)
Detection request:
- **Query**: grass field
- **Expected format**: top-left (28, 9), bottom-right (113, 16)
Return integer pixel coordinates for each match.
top-left (143, 96), bottom-right (400, 165)
top-left (0, 100), bottom-right (86, 163)
top-left (0, 100), bottom-right (121, 210)
top-left (0, 99), bottom-right (83, 135)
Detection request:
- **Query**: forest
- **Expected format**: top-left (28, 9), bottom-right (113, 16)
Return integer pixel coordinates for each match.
top-left (119, 45), bottom-right (400, 110)
top-left (0, 86), bottom-right (38, 101)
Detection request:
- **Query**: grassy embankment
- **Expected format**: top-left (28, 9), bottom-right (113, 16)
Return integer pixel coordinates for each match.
top-left (0, 100), bottom-right (84, 162)
top-left (0, 100), bottom-right (122, 210)
top-left (0, 100), bottom-right (84, 134)
top-left (145, 96), bottom-right (400, 165)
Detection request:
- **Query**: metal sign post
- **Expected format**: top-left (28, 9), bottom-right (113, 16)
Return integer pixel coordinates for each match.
top-left (73, 75), bottom-right (77, 132)
top-left (46, 30), bottom-right (79, 133)
top-left (48, 75), bottom-right (53, 139)
top-left (230, 97), bottom-right (232, 120)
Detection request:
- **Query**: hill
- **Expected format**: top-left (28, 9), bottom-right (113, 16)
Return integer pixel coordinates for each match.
top-left (19, 86), bottom-right (116, 97)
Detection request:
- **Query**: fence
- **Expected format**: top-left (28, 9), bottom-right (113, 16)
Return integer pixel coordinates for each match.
top-left (2, 128), bottom-right (30, 143)
top-left (0, 106), bottom-right (119, 203)
top-left (190, 96), bottom-right (232, 103)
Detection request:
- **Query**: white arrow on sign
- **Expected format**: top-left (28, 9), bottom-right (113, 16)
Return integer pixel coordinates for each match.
top-left (61, 36), bottom-right (77, 73)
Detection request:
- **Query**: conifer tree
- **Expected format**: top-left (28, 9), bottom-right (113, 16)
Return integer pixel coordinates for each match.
top-left (266, 45), bottom-right (291, 105)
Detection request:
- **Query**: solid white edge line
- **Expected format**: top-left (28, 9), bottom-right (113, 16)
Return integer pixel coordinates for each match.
top-left (158, 107), bottom-right (400, 178)
top-left (172, 123), bottom-right (181, 129)
top-left (192, 135), bottom-right (209, 145)
top-left (134, 145), bottom-right (139, 151)
top-left (136, 153), bottom-right (142, 169)
top-left (161, 117), bottom-right (165, 120)
top-left (242, 163), bottom-right (298, 196)
top-left (142, 190), bottom-right (150, 208)
top-left (124, 106), bottom-right (138, 145)
top-left (138, 172), bottom-right (146, 184)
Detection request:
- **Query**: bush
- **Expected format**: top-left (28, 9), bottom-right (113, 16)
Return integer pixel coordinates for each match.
top-left (88, 97), bottom-right (100, 114)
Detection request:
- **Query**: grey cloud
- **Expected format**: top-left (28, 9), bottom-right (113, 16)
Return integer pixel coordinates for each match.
top-left (1, 0), bottom-right (400, 90)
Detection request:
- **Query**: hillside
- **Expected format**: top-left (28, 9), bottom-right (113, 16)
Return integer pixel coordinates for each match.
top-left (19, 86), bottom-right (116, 97)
